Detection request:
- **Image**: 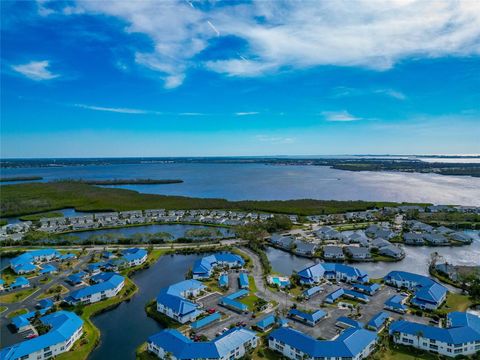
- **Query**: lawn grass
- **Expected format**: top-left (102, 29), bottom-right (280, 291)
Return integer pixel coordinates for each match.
top-left (249, 275), bottom-right (258, 292)
top-left (38, 276), bottom-right (53, 284)
top-left (0, 181), bottom-right (408, 217)
top-left (0, 287), bottom-right (37, 303)
top-left (437, 292), bottom-right (472, 315)
top-left (19, 211), bottom-right (64, 221)
top-left (7, 308), bottom-right (28, 319)
top-left (372, 341), bottom-right (440, 360)
top-left (0, 305), bottom-right (7, 313)
top-left (135, 342), bottom-right (157, 360)
top-left (1, 269), bottom-right (17, 286)
top-left (56, 277), bottom-right (137, 360)
top-left (36, 284), bottom-right (69, 300)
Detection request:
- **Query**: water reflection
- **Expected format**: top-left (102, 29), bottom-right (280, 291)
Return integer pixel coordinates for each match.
top-left (266, 231), bottom-right (480, 279)
top-left (89, 254), bottom-right (204, 360)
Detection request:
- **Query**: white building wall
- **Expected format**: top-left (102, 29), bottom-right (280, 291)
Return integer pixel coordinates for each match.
top-left (21, 325), bottom-right (83, 360)
top-left (393, 333), bottom-right (480, 357)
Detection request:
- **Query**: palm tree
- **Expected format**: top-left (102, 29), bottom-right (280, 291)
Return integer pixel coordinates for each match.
top-left (415, 330), bottom-right (424, 359)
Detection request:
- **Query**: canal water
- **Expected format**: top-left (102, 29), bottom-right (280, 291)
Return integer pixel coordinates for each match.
top-left (266, 230), bottom-right (480, 279)
top-left (89, 253), bottom-right (204, 360)
top-left (67, 224), bottom-right (234, 242)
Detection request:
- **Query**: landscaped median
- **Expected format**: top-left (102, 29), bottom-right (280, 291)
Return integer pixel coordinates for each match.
top-left (56, 277), bottom-right (138, 360)
top-left (0, 287), bottom-right (38, 303)
top-left (36, 284), bottom-right (69, 300)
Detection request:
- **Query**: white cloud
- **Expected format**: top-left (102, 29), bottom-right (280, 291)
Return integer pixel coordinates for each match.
top-left (235, 112), bottom-right (259, 116)
top-left (332, 86), bottom-right (407, 100)
top-left (256, 135), bottom-right (295, 144)
top-left (322, 110), bottom-right (361, 122)
top-left (12, 60), bottom-right (59, 81)
top-left (53, 0), bottom-right (480, 85)
top-left (374, 89), bottom-right (407, 100)
top-left (179, 112), bottom-right (204, 116)
top-left (74, 104), bottom-right (149, 114)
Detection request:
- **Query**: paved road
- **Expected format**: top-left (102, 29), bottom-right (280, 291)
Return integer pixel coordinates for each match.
top-left (237, 246), bottom-right (318, 312)
top-left (1, 239), bottom-right (247, 252)
top-left (0, 251), bottom-right (93, 346)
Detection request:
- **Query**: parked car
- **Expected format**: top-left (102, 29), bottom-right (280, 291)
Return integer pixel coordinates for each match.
top-left (25, 334), bottom-right (37, 339)
top-left (207, 308), bottom-right (216, 314)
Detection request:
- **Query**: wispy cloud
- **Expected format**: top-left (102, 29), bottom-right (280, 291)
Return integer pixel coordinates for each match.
top-left (74, 104), bottom-right (150, 114)
top-left (12, 60), bottom-right (59, 81)
top-left (332, 86), bottom-right (406, 100)
top-left (179, 112), bottom-right (205, 116)
top-left (235, 112), bottom-right (259, 116)
top-left (373, 88), bottom-right (407, 100)
top-left (256, 135), bottom-right (296, 144)
top-left (321, 110), bottom-right (362, 122)
top-left (55, 0), bottom-right (480, 86)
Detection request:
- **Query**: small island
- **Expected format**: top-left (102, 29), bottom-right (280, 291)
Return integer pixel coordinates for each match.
top-left (67, 178), bottom-right (184, 185)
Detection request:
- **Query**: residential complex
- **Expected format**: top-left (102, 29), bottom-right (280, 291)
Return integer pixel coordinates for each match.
top-left (389, 312), bottom-right (480, 357)
top-left (268, 327), bottom-right (377, 360)
top-left (0, 311), bottom-right (83, 360)
top-left (64, 273), bottom-right (125, 305)
top-left (156, 279), bottom-right (206, 324)
top-left (147, 327), bottom-right (258, 360)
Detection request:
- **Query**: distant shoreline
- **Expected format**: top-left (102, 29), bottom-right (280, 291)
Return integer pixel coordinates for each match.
top-left (1, 157), bottom-right (479, 178)
top-left (0, 176), bottom-right (43, 182)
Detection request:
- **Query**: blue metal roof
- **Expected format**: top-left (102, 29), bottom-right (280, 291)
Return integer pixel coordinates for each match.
top-left (367, 312), bottom-right (389, 331)
top-left (384, 271), bottom-right (447, 307)
top-left (67, 271), bottom-right (86, 284)
top-left (1, 311), bottom-right (83, 360)
top-left (40, 264), bottom-right (57, 274)
top-left (10, 249), bottom-right (60, 274)
top-left (190, 312), bottom-right (221, 330)
top-left (157, 292), bottom-right (199, 316)
top-left (256, 314), bottom-right (276, 330)
top-left (86, 262), bottom-right (106, 271)
top-left (10, 277), bottom-right (29, 288)
top-left (59, 253), bottom-right (76, 260)
top-left (67, 273), bottom-right (124, 300)
top-left (389, 312), bottom-right (480, 344)
top-left (289, 309), bottom-right (326, 323)
top-left (384, 295), bottom-right (407, 311)
top-left (38, 298), bottom-right (54, 309)
top-left (336, 316), bottom-right (364, 328)
top-left (220, 297), bottom-right (248, 312)
top-left (122, 248), bottom-right (147, 262)
top-left (192, 253), bottom-right (245, 277)
top-left (218, 273), bottom-right (228, 287)
top-left (351, 283), bottom-right (380, 294)
top-left (156, 280), bottom-right (205, 316)
top-left (11, 263), bottom-right (36, 274)
top-left (148, 327), bottom-right (256, 359)
top-left (269, 327), bottom-right (377, 357)
top-left (298, 263), bottom-right (369, 283)
top-left (238, 273), bottom-right (249, 288)
top-left (225, 289), bottom-right (249, 300)
top-left (324, 288), bottom-right (370, 303)
top-left (303, 285), bottom-right (322, 297)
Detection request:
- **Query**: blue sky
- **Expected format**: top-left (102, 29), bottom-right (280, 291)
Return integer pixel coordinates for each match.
top-left (1, 0), bottom-right (480, 158)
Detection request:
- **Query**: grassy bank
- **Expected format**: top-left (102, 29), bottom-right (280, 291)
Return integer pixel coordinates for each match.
top-left (0, 181), bottom-right (413, 218)
top-left (78, 179), bottom-right (183, 185)
top-left (0, 176), bottom-right (43, 182)
top-left (57, 277), bottom-right (137, 360)
top-left (145, 299), bottom-right (180, 328)
top-left (0, 287), bottom-right (38, 303)
top-left (20, 211), bottom-right (64, 221)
